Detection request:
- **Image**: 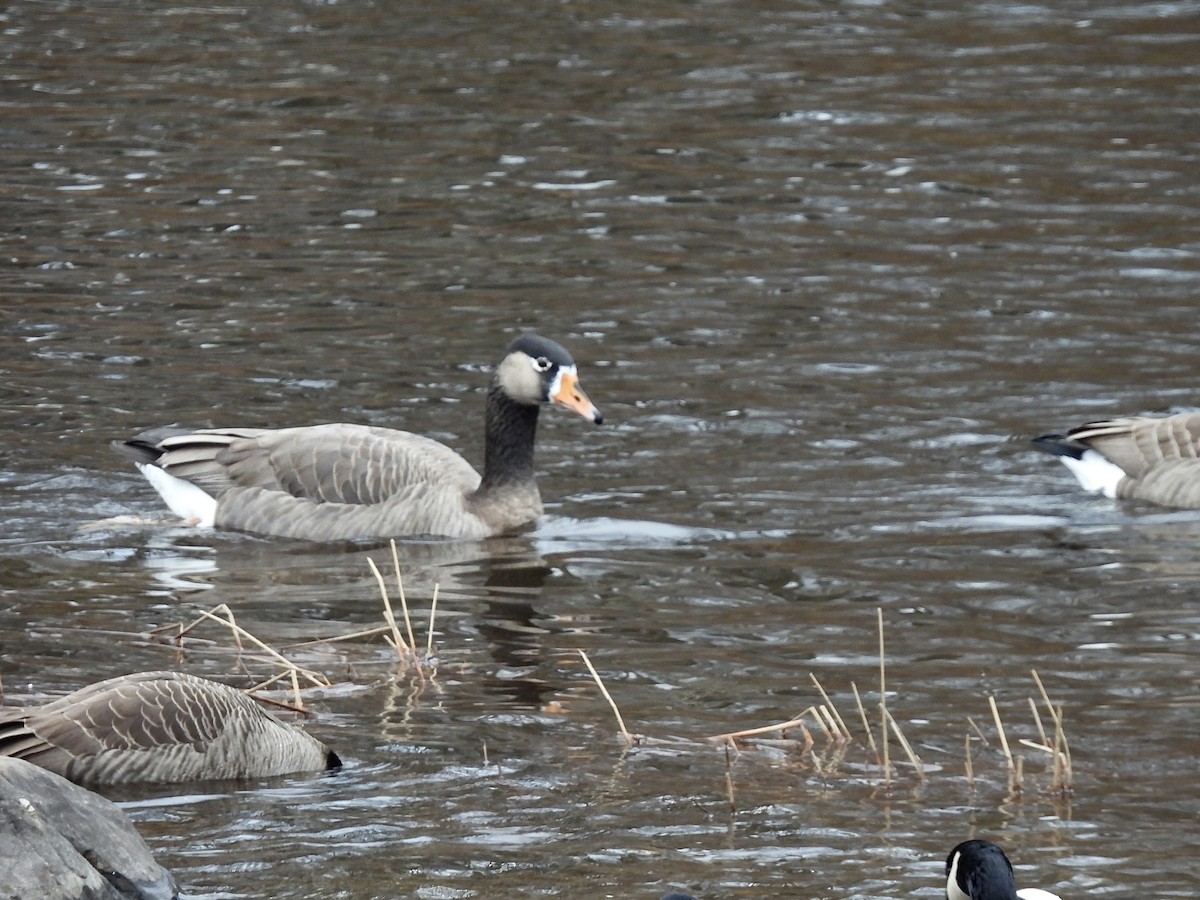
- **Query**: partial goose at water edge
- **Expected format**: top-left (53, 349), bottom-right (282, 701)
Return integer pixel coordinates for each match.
top-left (1033, 412), bottom-right (1200, 509)
top-left (947, 839), bottom-right (1064, 900)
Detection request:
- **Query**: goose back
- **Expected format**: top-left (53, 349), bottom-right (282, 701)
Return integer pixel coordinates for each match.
top-left (1034, 412), bottom-right (1200, 508)
top-left (1063, 414), bottom-right (1200, 477)
top-left (0, 671), bottom-right (339, 786)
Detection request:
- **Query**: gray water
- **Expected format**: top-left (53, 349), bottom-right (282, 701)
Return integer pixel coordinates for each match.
top-left (3, 1), bottom-right (1200, 897)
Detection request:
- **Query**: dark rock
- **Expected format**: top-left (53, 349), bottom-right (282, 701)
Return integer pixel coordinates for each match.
top-left (0, 757), bottom-right (177, 900)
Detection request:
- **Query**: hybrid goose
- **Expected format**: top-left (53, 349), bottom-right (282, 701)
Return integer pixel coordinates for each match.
top-left (114, 333), bottom-right (603, 540)
top-left (0, 671), bottom-right (340, 786)
top-left (1032, 412), bottom-right (1200, 508)
top-left (946, 840), bottom-right (1063, 900)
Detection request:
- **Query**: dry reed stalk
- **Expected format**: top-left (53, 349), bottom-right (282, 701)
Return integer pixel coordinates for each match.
top-left (1028, 696), bottom-right (1049, 747)
top-left (171, 604), bottom-right (243, 655)
top-left (851, 681), bottom-right (881, 764)
top-left (707, 708), bottom-right (823, 745)
top-left (388, 540), bottom-right (418, 652)
top-left (967, 715), bottom-right (990, 747)
top-left (192, 606), bottom-right (329, 687)
top-left (884, 709), bottom-right (925, 779)
top-left (577, 649), bottom-right (635, 746)
top-left (988, 694), bottom-right (1017, 775)
top-left (817, 705), bottom-right (839, 740)
top-left (877, 608), bottom-right (891, 780)
top-left (248, 690), bottom-right (312, 716)
top-left (367, 557), bottom-right (410, 657)
top-left (1050, 705), bottom-right (1072, 794)
top-left (1030, 669), bottom-right (1054, 720)
top-left (964, 732), bottom-right (975, 791)
top-left (796, 721), bottom-right (815, 754)
top-left (1031, 670), bottom-right (1072, 782)
top-left (426, 584), bottom-right (440, 658)
top-left (724, 744), bottom-right (737, 813)
top-left (286, 625), bottom-right (393, 647)
top-left (810, 673), bottom-right (852, 740)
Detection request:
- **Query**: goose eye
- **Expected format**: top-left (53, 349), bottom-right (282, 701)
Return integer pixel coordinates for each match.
top-left (531, 356), bottom-right (552, 372)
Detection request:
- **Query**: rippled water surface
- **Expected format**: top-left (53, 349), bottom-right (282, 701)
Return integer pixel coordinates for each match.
top-left (3, 1), bottom-right (1200, 898)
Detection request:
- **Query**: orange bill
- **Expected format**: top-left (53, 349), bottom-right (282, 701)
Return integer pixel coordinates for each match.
top-left (551, 368), bottom-right (603, 424)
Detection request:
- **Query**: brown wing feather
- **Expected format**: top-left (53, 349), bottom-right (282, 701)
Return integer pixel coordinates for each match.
top-left (1068, 413), bottom-right (1200, 479)
top-left (216, 424), bottom-right (480, 504)
top-left (1, 672), bottom-right (236, 763)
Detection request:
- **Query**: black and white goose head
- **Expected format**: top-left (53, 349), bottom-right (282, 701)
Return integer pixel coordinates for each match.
top-left (494, 333), bottom-right (603, 424)
top-left (946, 840), bottom-right (1063, 900)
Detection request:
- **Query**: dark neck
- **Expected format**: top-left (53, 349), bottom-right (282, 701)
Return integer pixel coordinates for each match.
top-left (477, 381), bottom-right (540, 493)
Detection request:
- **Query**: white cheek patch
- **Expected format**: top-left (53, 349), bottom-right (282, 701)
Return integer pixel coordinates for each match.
top-left (136, 463), bottom-right (217, 527)
top-left (1058, 449), bottom-right (1126, 498)
top-left (946, 851), bottom-right (970, 900)
top-left (547, 364), bottom-right (576, 401)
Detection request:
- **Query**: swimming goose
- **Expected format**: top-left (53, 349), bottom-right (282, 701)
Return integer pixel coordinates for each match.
top-left (1032, 412), bottom-right (1200, 508)
top-left (0, 671), bottom-right (340, 786)
top-left (113, 333), bottom-right (603, 540)
top-left (946, 840), bottom-right (1063, 900)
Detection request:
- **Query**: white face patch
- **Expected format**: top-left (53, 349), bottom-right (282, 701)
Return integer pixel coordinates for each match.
top-left (946, 850), bottom-right (971, 900)
top-left (546, 364), bottom-right (576, 402)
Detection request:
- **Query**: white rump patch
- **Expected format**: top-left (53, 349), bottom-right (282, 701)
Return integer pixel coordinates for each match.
top-left (1058, 449), bottom-right (1126, 498)
top-left (1017, 889), bottom-right (1063, 900)
top-left (136, 463), bottom-right (217, 527)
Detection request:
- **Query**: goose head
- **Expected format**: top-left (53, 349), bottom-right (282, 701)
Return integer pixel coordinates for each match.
top-left (494, 333), bottom-right (603, 424)
top-left (946, 840), bottom-right (1063, 900)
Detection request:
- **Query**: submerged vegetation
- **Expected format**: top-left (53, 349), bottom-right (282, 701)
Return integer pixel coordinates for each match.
top-left (144, 543), bottom-right (1072, 808)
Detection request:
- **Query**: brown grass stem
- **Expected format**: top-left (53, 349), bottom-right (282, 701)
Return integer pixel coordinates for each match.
top-left (577, 649), bottom-right (634, 746)
top-left (1028, 695), bottom-right (1049, 747)
top-left (426, 584), bottom-right (440, 658)
top-left (987, 694), bottom-right (1016, 774)
top-left (964, 732), bottom-right (975, 791)
top-left (851, 680), bottom-right (881, 764)
top-left (388, 540), bottom-right (418, 652)
top-left (885, 709), bottom-right (925, 779)
top-left (193, 606), bottom-right (328, 687)
top-left (708, 708), bottom-right (823, 744)
top-left (877, 608), bottom-right (890, 780)
top-left (810, 673), bottom-right (852, 740)
top-left (367, 557), bottom-right (411, 657)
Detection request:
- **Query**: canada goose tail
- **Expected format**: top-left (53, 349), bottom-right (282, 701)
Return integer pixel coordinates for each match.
top-left (130, 463), bottom-right (216, 526)
top-left (113, 427), bottom-right (251, 527)
top-left (1032, 433), bottom-right (1125, 497)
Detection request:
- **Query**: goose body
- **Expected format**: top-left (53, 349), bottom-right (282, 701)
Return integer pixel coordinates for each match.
top-left (0, 671), bottom-right (340, 786)
top-left (113, 333), bottom-right (602, 541)
top-left (946, 840), bottom-right (1063, 900)
top-left (1033, 412), bottom-right (1200, 509)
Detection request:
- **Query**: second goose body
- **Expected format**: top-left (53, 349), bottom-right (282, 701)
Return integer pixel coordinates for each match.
top-left (1032, 412), bottom-right (1200, 509)
top-left (114, 333), bottom-right (603, 541)
top-left (0, 671), bottom-right (340, 787)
